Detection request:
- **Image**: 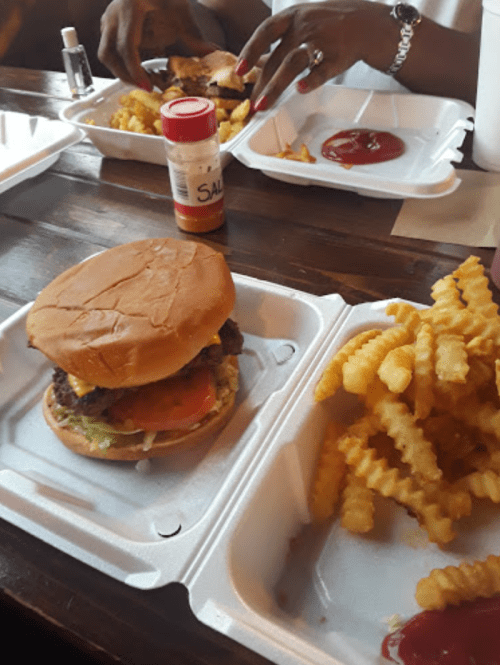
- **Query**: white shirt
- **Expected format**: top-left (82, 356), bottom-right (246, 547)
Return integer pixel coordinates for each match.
top-left (263, 0), bottom-right (481, 91)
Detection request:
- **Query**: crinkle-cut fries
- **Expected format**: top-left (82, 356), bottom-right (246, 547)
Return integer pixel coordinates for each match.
top-left (109, 89), bottom-right (251, 143)
top-left (310, 255), bottom-right (500, 609)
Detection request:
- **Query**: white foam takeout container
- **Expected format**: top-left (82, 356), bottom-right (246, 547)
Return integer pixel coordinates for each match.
top-left (0, 274), bottom-right (495, 665)
top-left (0, 111), bottom-right (85, 195)
top-left (231, 84), bottom-right (475, 199)
top-left (59, 58), bottom-right (255, 169)
top-left (60, 59), bottom-right (474, 198)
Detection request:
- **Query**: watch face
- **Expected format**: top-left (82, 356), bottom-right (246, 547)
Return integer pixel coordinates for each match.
top-left (395, 3), bottom-right (421, 25)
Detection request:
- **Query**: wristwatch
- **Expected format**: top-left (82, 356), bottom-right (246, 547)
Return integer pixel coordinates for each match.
top-left (386, 3), bottom-right (422, 76)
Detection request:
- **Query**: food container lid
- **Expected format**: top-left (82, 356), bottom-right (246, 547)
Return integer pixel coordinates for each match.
top-left (161, 97), bottom-right (217, 143)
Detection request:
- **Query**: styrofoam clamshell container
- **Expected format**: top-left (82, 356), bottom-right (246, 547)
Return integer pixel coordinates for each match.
top-left (232, 84), bottom-right (475, 199)
top-left (0, 111), bottom-right (85, 195)
top-left (1, 279), bottom-right (493, 664)
top-left (60, 67), bottom-right (474, 198)
top-left (59, 58), bottom-right (255, 169)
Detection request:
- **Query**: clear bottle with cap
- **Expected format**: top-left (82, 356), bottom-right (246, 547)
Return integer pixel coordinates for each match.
top-left (161, 97), bottom-right (225, 233)
top-left (61, 27), bottom-right (94, 97)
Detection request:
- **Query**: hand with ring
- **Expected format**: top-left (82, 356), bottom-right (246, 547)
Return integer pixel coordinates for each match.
top-left (235, 0), bottom-right (394, 111)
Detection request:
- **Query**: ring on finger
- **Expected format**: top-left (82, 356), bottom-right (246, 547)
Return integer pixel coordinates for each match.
top-left (298, 42), bottom-right (324, 70)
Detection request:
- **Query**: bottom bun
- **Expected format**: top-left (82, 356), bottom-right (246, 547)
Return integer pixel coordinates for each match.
top-left (42, 362), bottom-right (238, 461)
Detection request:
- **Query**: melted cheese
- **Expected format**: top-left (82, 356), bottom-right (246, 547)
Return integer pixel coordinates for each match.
top-left (67, 334), bottom-right (220, 397)
top-left (68, 374), bottom-right (96, 397)
top-left (208, 66), bottom-right (245, 93)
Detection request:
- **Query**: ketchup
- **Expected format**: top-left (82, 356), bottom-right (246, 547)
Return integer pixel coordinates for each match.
top-left (321, 129), bottom-right (405, 166)
top-left (381, 595), bottom-right (500, 664)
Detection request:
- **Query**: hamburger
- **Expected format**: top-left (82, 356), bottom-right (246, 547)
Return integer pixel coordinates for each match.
top-left (26, 238), bottom-right (243, 460)
top-left (149, 50), bottom-right (260, 100)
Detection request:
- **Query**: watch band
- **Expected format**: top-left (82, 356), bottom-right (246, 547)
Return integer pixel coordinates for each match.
top-left (386, 3), bottom-right (422, 76)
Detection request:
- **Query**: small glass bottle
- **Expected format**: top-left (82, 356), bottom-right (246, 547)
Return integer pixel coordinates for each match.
top-left (61, 27), bottom-right (94, 97)
top-left (161, 97), bottom-right (225, 233)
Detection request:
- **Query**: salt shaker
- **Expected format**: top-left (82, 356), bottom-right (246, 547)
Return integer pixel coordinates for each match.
top-left (472, 0), bottom-right (500, 171)
top-left (61, 27), bottom-right (94, 97)
top-left (161, 97), bottom-right (225, 233)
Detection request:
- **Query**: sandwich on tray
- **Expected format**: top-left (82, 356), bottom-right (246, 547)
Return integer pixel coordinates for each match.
top-left (26, 237), bottom-right (243, 460)
top-left (148, 50), bottom-right (260, 101)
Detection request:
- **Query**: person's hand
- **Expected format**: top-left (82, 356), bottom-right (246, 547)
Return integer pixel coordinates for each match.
top-left (235, 1), bottom-right (395, 111)
top-left (98, 0), bottom-right (218, 89)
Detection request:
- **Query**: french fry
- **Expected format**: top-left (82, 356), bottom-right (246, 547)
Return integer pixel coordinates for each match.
top-left (161, 86), bottom-right (185, 102)
top-left (314, 329), bottom-right (382, 401)
top-left (435, 333), bottom-right (469, 383)
top-left (446, 395), bottom-right (500, 439)
top-left (422, 480), bottom-right (472, 521)
top-left (454, 255), bottom-right (499, 320)
top-left (110, 88), bottom-right (252, 142)
top-left (415, 555), bottom-right (500, 610)
top-left (338, 427), bottom-right (454, 544)
top-left (218, 120), bottom-right (232, 143)
top-left (429, 274), bottom-right (465, 313)
top-left (377, 344), bottom-right (414, 393)
top-left (230, 98), bottom-right (251, 123)
top-left (341, 471), bottom-right (375, 533)
top-left (342, 326), bottom-right (414, 395)
top-left (309, 421), bottom-right (347, 523)
top-left (463, 469), bottom-right (500, 502)
top-left (385, 301), bottom-right (422, 332)
top-left (413, 322), bottom-right (435, 419)
top-left (273, 142), bottom-right (316, 163)
top-left (366, 380), bottom-right (441, 483)
top-left (309, 255), bottom-right (500, 606)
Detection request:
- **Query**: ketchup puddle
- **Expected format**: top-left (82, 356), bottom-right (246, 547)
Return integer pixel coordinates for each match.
top-left (321, 129), bottom-right (405, 166)
top-left (382, 594), bottom-right (500, 665)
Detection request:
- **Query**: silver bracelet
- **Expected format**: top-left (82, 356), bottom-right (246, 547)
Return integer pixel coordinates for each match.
top-left (386, 3), bottom-right (422, 76)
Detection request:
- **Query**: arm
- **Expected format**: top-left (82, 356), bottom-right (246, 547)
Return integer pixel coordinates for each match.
top-left (387, 19), bottom-right (480, 105)
top-left (235, 1), bottom-right (480, 111)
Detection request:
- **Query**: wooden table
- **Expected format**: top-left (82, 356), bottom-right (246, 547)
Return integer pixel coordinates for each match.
top-left (0, 66), bottom-right (496, 664)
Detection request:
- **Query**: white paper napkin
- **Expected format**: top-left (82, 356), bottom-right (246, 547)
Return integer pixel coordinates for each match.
top-left (391, 169), bottom-right (500, 248)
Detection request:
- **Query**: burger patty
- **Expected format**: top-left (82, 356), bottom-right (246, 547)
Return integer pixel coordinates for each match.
top-left (148, 70), bottom-right (253, 100)
top-left (52, 318), bottom-right (244, 418)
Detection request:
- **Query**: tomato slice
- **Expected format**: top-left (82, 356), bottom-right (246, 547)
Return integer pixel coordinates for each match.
top-left (109, 366), bottom-right (216, 431)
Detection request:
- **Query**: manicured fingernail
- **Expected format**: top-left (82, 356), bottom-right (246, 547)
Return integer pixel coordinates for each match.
top-left (297, 79), bottom-right (309, 94)
top-left (139, 79), bottom-right (152, 92)
top-left (254, 95), bottom-right (268, 112)
top-left (235, 58), bottom-right (249, 76)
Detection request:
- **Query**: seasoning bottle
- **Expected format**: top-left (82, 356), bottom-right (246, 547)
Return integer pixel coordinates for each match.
top-left (61, 27), bottom-right (94, 97)
top-left (161, 97), bottom-right (225, 233)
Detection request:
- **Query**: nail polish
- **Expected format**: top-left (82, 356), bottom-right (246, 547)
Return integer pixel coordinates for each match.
top-left (235, 59), bottom-right (249, 76)
top-left (297, 79), bottom-right (309, 94)
top-left (254, 95), bottom-right (268, 112)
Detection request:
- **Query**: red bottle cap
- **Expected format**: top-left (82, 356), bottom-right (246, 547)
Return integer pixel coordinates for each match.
top-left (161, 97), bottom-right (218, 143)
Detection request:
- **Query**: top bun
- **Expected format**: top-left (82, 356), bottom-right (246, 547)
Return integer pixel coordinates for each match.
top-left (168, 50), bottom-right (237, 81)
top-left (166, 50), bottom-right (259, 92)
top-left (27, 238), bottom-right (236, 389)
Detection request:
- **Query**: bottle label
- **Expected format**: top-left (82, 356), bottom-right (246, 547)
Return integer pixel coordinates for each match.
top-left (170, 166), bottom-right (224, 208)
top-left (174, 197), bottom-right (224, 219)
